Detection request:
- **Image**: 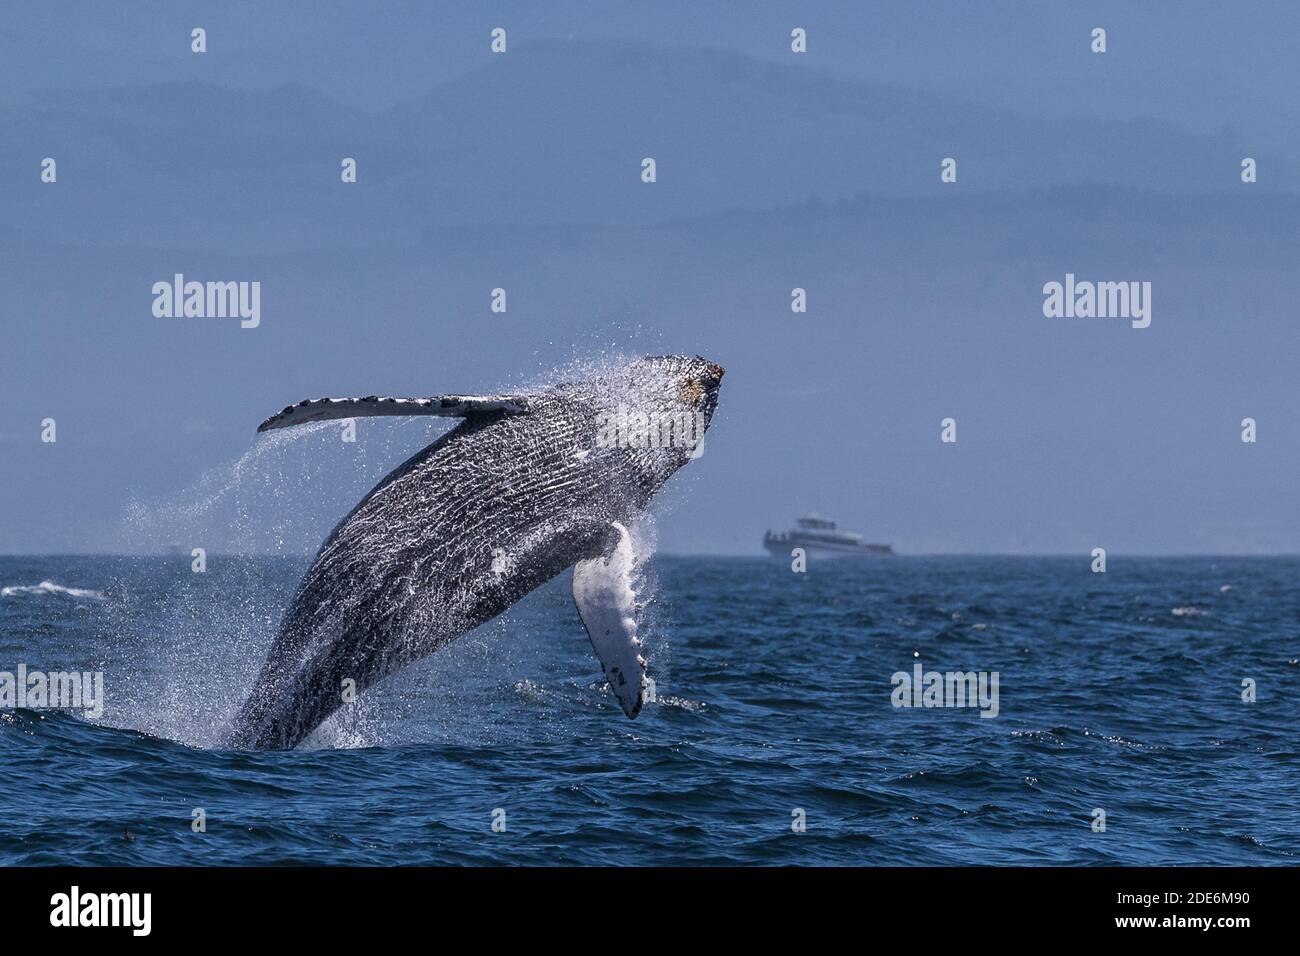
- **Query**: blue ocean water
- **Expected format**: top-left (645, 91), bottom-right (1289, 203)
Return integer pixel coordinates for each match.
top-left (0, 553), bottom-right (1296, 865)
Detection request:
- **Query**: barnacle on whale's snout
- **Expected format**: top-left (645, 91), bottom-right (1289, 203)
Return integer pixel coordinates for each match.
top-left (679, 362), bottom-right (725, 406)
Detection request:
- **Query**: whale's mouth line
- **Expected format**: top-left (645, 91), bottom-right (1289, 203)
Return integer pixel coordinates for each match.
top-left (700, 388), bottom-right (721, 426)
top-left (698, 366), bottom-right (724, 426)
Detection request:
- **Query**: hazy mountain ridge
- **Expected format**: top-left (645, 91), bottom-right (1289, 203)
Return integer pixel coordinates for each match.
top-left (0, 39), bottom-right (1281, 255)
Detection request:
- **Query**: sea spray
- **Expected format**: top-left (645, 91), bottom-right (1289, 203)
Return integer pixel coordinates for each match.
top-left (97, 355), bottom-right (688, 747)
top-left (105, 418), bottom-right (456, 747)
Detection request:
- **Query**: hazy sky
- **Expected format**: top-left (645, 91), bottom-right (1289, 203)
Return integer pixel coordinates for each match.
top-left (4, 1), bottom-right (1299, 132)
top-left (2, 3), bottom-right (1296, 555)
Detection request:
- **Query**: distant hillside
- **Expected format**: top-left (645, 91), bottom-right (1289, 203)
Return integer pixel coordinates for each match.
top-left (0, 40), bottom-right (1279, 255)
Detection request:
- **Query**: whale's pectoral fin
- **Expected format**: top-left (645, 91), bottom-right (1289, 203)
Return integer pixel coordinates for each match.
top-left (256, 394), bottom-right (529, 433)
top-left (572, 522), bottom-right (646, 719)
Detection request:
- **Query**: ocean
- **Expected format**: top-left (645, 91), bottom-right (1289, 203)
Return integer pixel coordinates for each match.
top-left (1, 553), bottom-right (1296, 865)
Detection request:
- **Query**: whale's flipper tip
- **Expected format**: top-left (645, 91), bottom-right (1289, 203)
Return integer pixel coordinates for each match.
top-left (572, 522), bottom-right (648, 719)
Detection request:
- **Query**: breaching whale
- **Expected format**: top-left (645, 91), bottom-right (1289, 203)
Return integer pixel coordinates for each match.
top-left (227, 355), bottom-right (724, 749)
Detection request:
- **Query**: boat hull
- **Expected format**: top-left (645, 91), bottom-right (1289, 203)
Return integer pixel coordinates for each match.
top-left (763, 536), bottom-right (893, 557)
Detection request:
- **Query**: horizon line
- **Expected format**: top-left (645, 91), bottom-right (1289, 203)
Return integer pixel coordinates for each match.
top-left (2, 551), bottom-right (1298, 560)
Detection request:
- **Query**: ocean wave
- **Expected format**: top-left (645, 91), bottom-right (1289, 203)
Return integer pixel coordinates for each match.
top-left (0, 580), bottom-right (106, 600)
top-left (653, 695), bottom-right (707, 712)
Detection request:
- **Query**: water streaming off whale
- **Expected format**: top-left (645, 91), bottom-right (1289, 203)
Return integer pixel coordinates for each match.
top-left (90, 356), bottom-right (691, 750)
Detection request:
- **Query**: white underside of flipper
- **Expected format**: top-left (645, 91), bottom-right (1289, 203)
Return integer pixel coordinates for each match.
top-left (572, 522), bottom-right (646, 718)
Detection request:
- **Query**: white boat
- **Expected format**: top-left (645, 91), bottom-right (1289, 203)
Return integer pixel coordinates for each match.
top-left (763, 515), bottom-right (893, 557)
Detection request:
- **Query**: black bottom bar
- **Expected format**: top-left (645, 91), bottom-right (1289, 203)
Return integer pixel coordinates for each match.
top-left (2, 866), bottom-right (1278, 939)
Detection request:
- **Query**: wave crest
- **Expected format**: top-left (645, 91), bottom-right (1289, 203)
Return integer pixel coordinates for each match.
top-left (1, 580), bottom-right (106, 600)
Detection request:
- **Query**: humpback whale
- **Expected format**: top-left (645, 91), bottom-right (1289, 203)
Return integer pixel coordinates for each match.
top-left (227, 355), bottom-right (724, 749)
